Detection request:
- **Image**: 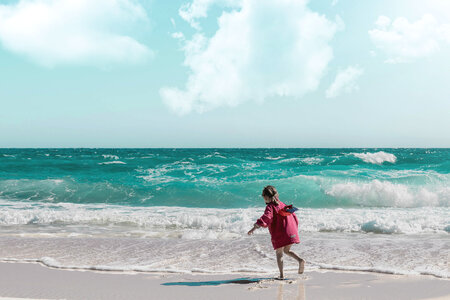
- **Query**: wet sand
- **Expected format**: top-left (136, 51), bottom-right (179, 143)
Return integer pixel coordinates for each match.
top-left (0, 262), bottom-right (449, 300)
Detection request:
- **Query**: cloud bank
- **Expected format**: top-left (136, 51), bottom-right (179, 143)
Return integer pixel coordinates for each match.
top-left (162, 0), bottom-right (340, 114)
top-left (369, 14), bottom-right (450, 63)
top-left (326, 66), bottom-right (363, 99)
top-left (0, 0), bottom-right (152, 67)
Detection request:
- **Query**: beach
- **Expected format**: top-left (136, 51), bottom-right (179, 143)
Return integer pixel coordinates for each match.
top-left (1, 0), bottom-right (449, 298)
top-left (1, 261), bottom-right (449, 300)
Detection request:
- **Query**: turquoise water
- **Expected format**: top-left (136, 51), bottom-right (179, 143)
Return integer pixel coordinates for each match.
top-left (0, 148), bottom-right (448, 208)
top-left (1, 148), bottom-right (449, 277)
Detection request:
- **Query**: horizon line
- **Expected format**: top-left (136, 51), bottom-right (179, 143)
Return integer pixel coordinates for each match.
top-left (0, 147), bottom-right (448, 149)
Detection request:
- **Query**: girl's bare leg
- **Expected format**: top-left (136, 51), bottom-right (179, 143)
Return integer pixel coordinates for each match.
top-left (283, 244), bottom-right (305, 274)
top-left (275, 247), bottom-right (284, 279)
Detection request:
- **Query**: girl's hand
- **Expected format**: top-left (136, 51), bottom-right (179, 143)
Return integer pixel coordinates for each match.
top-left (248, 224), bottom-right (259, 235)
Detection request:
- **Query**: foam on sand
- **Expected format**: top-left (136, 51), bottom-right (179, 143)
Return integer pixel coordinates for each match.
top-left (0, 231), bottom-right (448, 278)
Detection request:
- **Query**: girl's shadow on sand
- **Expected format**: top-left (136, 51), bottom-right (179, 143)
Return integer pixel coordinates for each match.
top-left (162, 277), bottom-right (274, 286)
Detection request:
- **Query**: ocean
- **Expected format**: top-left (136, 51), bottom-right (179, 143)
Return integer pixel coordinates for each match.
top-left (0, 148), bottom-right (448, 278)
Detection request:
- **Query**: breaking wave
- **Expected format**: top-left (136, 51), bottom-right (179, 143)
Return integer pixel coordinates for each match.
top-left (325, 179), bottom-right (450, 207)
top-left (351, 151), bottom-right (397, 164)
top-left (1, 200), bottom-right (448, 236)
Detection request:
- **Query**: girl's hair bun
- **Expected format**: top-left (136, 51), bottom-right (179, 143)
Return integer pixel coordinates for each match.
top-left (262, 185), bottom-right (279, 203)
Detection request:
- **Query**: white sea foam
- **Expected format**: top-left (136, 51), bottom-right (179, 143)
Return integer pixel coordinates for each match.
top-left (0, 200), bottom-right (448, 236)
top-left (102, 154), bottom-right (119, 160)
top-left (301, 157), bottom-right (324, 165)
top-left (98, 161), bottom-right (126, 165)
top-left (202, 152), bottom-right (226, 159)
top-left (278, 157), bottom-right (324, 165)
top-left (138, 168), bottom-right (176, 183)
top-left (0, 232), bottom-right (448, 278)
top-left (351, 151), bottom-right (397, 164)
top-left (370, 169), bottom-right (448, 180)
top-left (137, 162), bottom-right (228, 184)
top-left (265, 156), bottom-right (284, 160)
top-left (326, 179), bottom-right (450, 207)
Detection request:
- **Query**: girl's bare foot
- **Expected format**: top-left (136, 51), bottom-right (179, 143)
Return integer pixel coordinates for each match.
top-left (298, 259), bottom-right (305, 274)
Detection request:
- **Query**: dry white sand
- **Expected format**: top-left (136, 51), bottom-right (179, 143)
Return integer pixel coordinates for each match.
top-left (0, 262), bottom-right (449, 300)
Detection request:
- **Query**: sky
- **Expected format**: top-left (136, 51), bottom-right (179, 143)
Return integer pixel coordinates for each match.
top-left (0, 0), bottom-right (449, 148)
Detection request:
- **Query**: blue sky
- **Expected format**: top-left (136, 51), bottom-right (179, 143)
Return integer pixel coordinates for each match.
top-left (0, 0), bottom-right (449, 147)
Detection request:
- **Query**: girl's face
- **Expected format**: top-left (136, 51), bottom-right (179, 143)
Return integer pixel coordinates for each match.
top-left (262, 195), bottom-right (270, 204)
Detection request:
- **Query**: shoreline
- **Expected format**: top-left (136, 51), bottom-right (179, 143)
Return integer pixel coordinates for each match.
top-left (0, 261), bottom-right (449, 300)
top-left (1, 258), bottom-right (448, 279)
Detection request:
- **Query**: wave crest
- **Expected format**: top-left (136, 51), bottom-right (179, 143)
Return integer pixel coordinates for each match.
top-left (98, 161), bottom-right (126, 165)
top-left (351, 151), bottom-right (397, 164)
top-left (325, 179), bottom-right (449, 207)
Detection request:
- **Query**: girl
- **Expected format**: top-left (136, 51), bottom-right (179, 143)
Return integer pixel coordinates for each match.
top-left (248, 185), bottom-right (305, 279)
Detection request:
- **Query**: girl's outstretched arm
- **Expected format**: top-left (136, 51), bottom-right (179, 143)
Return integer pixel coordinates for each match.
top-left (248, 205), bottom-right (274, 235)
top-left (247, 223), bottom-right (260, 235)
top-left (256, 204), bottom-right (274, 227)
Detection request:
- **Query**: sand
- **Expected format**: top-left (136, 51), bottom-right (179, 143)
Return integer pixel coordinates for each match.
top-left (0, 262), bottom-right (449, 300)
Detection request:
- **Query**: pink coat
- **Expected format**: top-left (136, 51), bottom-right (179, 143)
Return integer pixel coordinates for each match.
top-left (256, 200), bottom-right (300, 250)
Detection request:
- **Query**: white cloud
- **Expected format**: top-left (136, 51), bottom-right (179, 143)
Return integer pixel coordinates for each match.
top-left (162, 0), bottom-right (340, 115)
top-left (179, 0), bottom-right (241, 30)
top-left (0, 0), bottom-right (152, 67)
top-left (369, 14), bottom-right (450, 63)
top-left (325, 66), bottom-right (363, 99)
top-left (374, 16), bottom-right (391, 29)
top-left (171, 32), bottom-right (185, 40)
